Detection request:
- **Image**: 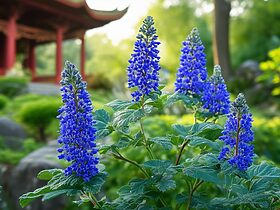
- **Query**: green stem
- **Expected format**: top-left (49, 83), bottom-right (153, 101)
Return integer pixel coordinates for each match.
top-left (235, 114), bottom-right (242, 156)
top-left (186, 179), bottom-right (204, 210)
top-left (140, 97), bottom-right (155, 159)
top-left (113, 150), bottom-right (149, 178)
top-left (175, 140), bottom-right (190, 165)
top-left (82, 191), bottom-right (102, 209)
top-left (89, 193), bottom-right (102, 209)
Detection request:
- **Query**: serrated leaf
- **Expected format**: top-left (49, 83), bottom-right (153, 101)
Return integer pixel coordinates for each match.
top-left (187, 135), bottom-right (220, 150)
top-left (82, 172), bottom-right (107, 194)
top-left (190, 123), bottom-right (222, 135)
top-left (129, 179), bottom-right (151, 195)
top-left (149, 137), bottom-right (173, 150)
top-left (146, 94), bottom-right (168, 109)
top-left (184, 166), bottom-right (221, 184)
top-left (113, 137), bottom-right (131, 149)
top-left (95, 109), bottom-right (112, 139)
top-left (42, 189), bottom-right (71, 201)
top-left (113, 109), bottom-right (145, 128)
top-left (247, 163), bottom-right (280, 179)
top-left (166, 92), bottom-right (192, 107)
top-left (106, 99), bottom-right (134, 111)
top-left (143, 160), bottom-right (173, 174)
top-left (155, 177), bottom-right (176, 192)
top-left (19, 185), bottom-right (52, 207)
top-left (172, 124), bottom-right (192, 136)
top-left (37, 169), bottom-right (63, 181)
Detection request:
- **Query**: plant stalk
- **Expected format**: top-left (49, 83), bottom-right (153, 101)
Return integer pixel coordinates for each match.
top-left (113, 150), bottom-right (149, 178)
top-left (186, 179), bottom-right (204, 210)
top-left (175, 140), bottom-right (190, 165)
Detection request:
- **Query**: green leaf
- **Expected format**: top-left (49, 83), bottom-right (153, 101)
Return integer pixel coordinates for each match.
top-left (149, 137), bottom-right (173, 150)
top-left (106, 99), bottom-right (134, 111)
top-left (187, 135), bottom-right (220, 150)
top-left (19, 185), bottom-right (52, 207)
top-left (146, 94), bottom-right (168, 109)
top-left (129, 179), bottom-right (151, 195)
top-left (113, 109), bottom-right (145, 128)
top-left (113, 137), bottom-right (131, 149)
top-left (82, 172), bottom-right (107, 194)
top-left (155, 176), bottom-right (176, 192)
top-left (143, 160), bottom-right (173, 174)
top-left (184, 166), bottom-right (222, 184)
top-left (95, 109), bottom-right (112, 139)
top-left (190, 123), bottom-right (222, 135)
top-left (166, 92), bottom-right (192, 107)
top-left (42, 189), bottom-right (72, 201)
top-left (37, 169), bottom-right (63, 181)
top-left (247, 163), bottom-right (280, 179)
top-left (172, 124), bottom-right (192, 136)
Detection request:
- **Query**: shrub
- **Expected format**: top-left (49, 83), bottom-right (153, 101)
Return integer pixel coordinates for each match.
top-left (0, 95), bottom-right (8, 110)
top-left (0, 77), bottom-right (29, 98)
top-left (0, 138), bottom-right (42, 165)
top-left (258, 47), bottom-right (280, 96)
top-left (17, 99), bottom-right (61, 142)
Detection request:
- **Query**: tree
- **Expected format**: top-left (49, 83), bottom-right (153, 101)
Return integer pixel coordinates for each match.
top-left (213, 0), bottom-right (231, 80)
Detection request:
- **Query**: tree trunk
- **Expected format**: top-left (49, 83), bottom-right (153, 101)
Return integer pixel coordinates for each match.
top-left (213, 0), bottom-right (231, 80)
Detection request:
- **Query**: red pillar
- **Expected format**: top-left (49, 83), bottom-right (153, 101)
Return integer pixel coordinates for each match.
top-left (55, 28), bottom-right (63, 84)
top-left (5, 10), bottom-right (18, 72)
top-left (29, 41), bottom-right (36, 80)
top-left (80, 35), bottom-right (86, 79)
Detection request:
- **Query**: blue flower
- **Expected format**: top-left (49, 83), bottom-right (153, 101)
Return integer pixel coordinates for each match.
top-left (202, 65), bottom-right (230, 116)
top-left (57, 61), bottom-right (99, 182)
top-left (219, 93), bottom-right (254, 171)
top-left (127, 16), bottom-right (161, 102)
top-left (175, 28), bottom-right (207, 97)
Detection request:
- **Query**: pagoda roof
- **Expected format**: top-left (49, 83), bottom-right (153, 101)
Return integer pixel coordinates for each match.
top-left (0, 0), bottom-right (128, 42)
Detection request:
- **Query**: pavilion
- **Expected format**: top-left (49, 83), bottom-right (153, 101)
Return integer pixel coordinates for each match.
top-left (0, 0), bottom-right (128, 83)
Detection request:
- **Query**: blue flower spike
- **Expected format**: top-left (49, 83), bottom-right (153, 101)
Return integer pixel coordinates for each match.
top-left (175, 28), bottom-right (207, 97)
top-left (219, 93), bottom-right (254, 171)
top-left (127, 16), bottom-right (161, 102)
top-left (202, 65), bottom-right (230, 116)
top-left (57, 61), bottom-right (99, 182)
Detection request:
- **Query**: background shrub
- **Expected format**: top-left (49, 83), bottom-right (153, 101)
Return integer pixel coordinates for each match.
top-left (0, 77), bottom-right (29, 98)
top-left (17, 99), bottom-right (61, 142)
top-left (0, 95), bottom-right (8, 110)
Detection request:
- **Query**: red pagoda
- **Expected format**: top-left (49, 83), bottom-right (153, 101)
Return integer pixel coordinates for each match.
top-left (0, 0), bottom-right (128, 83)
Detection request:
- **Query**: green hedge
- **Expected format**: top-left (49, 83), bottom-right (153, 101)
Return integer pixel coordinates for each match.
top-left (17, 99), bottom-right (61, 142)
top-left (0, 94), bottom-right (8, 110)
top-left (0, 77), bottom-right (29, 98)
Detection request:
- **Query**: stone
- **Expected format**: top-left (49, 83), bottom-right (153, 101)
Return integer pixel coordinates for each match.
top-left (236, 60), bottom-right (261, 81)
top-left (7, 140), bottom-right (66, 210)
top-left (0, 117), bottom-right (26, 150)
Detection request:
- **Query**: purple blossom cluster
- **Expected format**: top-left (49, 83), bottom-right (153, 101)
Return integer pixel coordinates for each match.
top-left (219, 94), bottom-right (254, 171)
top-left (57, 61), bottom-right (99, 182)
top-left (127, 16), bottom-right (161, 102)
top-left (175, 28), bottom-right (207, 97)
top-left (202, 65), bottom-right (230, 116)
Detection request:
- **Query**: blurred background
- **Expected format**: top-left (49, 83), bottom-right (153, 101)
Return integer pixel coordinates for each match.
top-left (0, 0), bottom-right (280, 209)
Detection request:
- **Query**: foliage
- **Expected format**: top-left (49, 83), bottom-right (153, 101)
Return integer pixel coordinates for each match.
top-left (0, 77), bottom-right (28, 98)
top-left (0, 138), bottom-right (42, 165)
top-left (258, 47), bottom-right (280, 96)
top-left (17, 99), bottom-right (61, 142)
top-left (231, 0), bottom-right (280, 68)
top-left (19, 17), bottom-right (280, 210)
top-left (85, 34), bottom-right (133, 90)
top-left (253, 116), bottom-right (280, 163)
top-left (0, 95), bottom-right (8, 110)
